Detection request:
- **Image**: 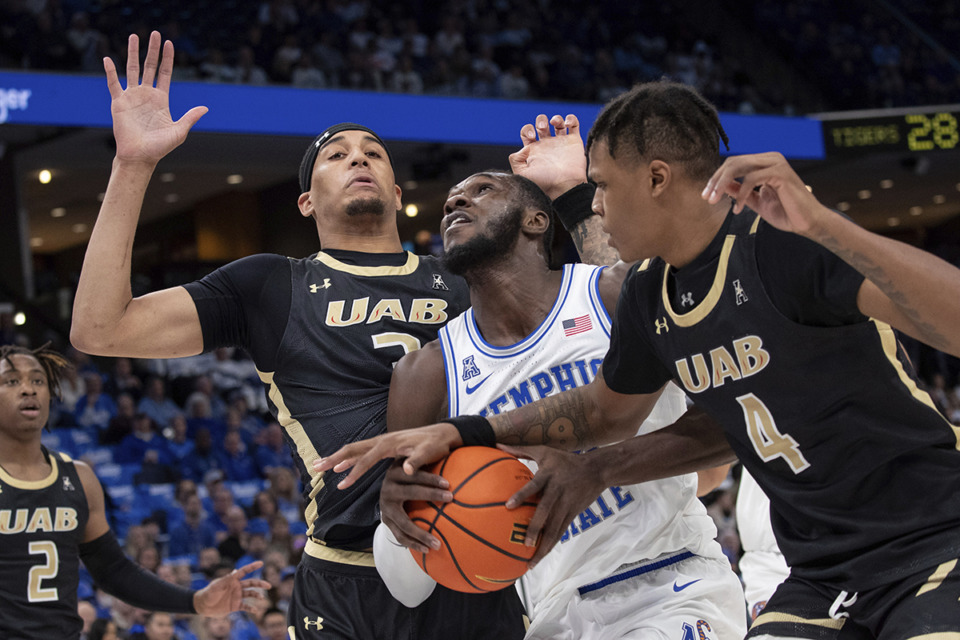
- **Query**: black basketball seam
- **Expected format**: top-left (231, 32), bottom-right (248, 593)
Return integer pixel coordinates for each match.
top-left (434, 510), bottom-right (535, 562)
top-left (424, 521), bottom-right (495, 593)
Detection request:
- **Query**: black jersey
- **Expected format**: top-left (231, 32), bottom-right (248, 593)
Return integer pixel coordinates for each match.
top-left (186, 250), bottom-right (469, 550)
top-left (603, 210), bottom-right (960, 590)
top-left (0, 449), bottom-right (89, 640)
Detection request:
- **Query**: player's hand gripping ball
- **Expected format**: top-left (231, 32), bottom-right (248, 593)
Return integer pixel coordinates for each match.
top-left (405, 446), bottom-right (542, 593)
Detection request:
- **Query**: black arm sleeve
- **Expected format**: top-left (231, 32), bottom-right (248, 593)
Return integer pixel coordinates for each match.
top-left (79, 531), bottom-right (197, 614)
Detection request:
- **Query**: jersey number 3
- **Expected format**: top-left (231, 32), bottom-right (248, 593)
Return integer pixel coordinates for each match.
top-left (28, 540), bottom-right (59, 602)
top-left (738, 393), bottom-right (810, 474)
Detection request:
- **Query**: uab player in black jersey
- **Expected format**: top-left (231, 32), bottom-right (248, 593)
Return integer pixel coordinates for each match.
top-left (71, 31), bottom-right (526, 639)
top-left (324, 81), bottom-right (960, 639)
top-left (0, 344), bottom-right (269, 640)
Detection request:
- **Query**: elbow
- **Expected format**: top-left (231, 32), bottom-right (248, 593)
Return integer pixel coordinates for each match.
top-left (70, 323), bottom-right (112, 357)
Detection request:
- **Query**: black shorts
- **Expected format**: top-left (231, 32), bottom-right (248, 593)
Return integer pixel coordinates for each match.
top-left (746, 557), bottom-right (960, 639)
top-left (288, 549), bottom-right (527, 639)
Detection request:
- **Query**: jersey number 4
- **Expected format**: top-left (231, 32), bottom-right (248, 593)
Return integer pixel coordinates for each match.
top-left (738, 393), bottom-right (810, 474)
top-left (28, 540), bottom-right (59, 602)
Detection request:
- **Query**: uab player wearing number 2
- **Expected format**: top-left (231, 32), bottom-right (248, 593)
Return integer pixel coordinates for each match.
top-left (0, 345), bottom-right (270, 640)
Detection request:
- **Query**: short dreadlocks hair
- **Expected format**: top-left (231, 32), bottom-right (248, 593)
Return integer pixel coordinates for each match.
top-left (586, 80), bottom-right (730, 183)
top-left (0, 343), bottom-right (72, 400)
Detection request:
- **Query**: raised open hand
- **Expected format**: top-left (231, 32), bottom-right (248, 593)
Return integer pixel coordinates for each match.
top-left (104, 31), bottom-right (207, 167)
top-left (508, 113), bottom-right (587, 200)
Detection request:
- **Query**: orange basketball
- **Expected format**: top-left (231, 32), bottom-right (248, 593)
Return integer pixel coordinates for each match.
top-left (405, 446), bottom-right (541, 593)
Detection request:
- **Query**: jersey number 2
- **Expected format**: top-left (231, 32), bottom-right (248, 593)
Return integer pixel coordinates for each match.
top-left (372, 332), bottom-right (422, 366)
top-left (28, 540), bottom-right (59, 602)
top-left (738, 393), bottom-right (810, 474)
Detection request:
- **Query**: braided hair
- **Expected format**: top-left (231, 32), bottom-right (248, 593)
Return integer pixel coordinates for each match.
top-left (586, 80), bottom-right (731, 182)
top-left (0, 343), bottom-right (72, 400)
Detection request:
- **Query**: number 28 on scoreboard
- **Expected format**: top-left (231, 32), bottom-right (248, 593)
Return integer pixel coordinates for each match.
top-left (823, 111), bottom-right (960, 156)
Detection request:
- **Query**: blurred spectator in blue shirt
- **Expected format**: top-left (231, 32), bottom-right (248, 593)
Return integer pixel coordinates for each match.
top-left (254, 422), bottom-right (292, 477)
top-left (168, 493), bottom-right (218, 559)
top-left (217, 430), bottom-right (258, 482)
top-left (74, 372), bottom-right (117, 434)
top-left (137, 376), bottom-right (183, 430)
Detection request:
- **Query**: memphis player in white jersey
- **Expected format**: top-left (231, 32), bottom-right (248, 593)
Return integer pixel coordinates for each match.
top-left (369, 167), bottom-right (747, 639)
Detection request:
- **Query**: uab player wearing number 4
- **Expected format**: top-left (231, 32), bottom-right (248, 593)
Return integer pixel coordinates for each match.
top-left (0, 344), bottom-right (269, 640)
top-left (320, 80), bottom-right (960, 639)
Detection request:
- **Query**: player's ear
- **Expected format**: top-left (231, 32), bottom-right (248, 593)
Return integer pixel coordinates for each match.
top-left (523, 208), bottom-right (549, 236)
top-left (297, 191), bottom-right (314, 219)
top-left (649, 160), bottom-right (671, 196)
top-left (394, 184), bottom-right (403, 213)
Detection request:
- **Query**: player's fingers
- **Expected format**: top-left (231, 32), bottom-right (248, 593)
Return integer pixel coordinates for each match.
top-left (175, 106), bottom-right (209, 136)
top-left (402, 445), bottom-right (450, 474)
top-left (156, 39), bottom-right (175, 93)
top-left (564, 113), bottom-right (580, 136)
top-left (549, 114), bottom-right (567, 135)
top-left (497, 443), bottom-right (540, 462)
top-left (507, 147), bottom-right (529, 171)
top-left (232, 561), bottom-right (263, 577)
top-left (519, 123), bottom-right (537, 146)
top-left (141, 31), bottom-right (162, 87)
top-left (505, 473), bottom-right (545, 510)
top-left (125, 34), bottom-right (140, 88)
top-left (535, 114), bottom-right (551, 140)
top-left (104, 57), bottom-right (122, 99)
top-left (397, 468), bottom-right (450, 490)
top-left (385, 514), bottom-right (439, 552)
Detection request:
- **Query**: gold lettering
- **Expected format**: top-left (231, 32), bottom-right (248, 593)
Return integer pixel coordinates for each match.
top-left (26, 508), bottom-right (53, 534)
top-left (366, 299), bottom-right (406, 324)
top-left (55, 508), bottom-right (78, 532)
top-left (0, 509), bottom-right (28, 534)
top-left (710, 346), bottom-right (742, 387)
top-left (408, 299), bottom-right (448, 324)
top-left (675, 354), bottom-right (711, 394)
top-left (325, 298), bottom-right (369, 327)
top-left (733, 336), bottom-right (770, 378)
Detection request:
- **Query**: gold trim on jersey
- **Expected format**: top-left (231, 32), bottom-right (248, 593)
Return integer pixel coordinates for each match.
top-left (916, 558), bottom-right (957, 596)
top-left (314, 251), bottom-right (420, 277)
top-left (749, 215), bottom-right (762, 234)
top-left (662, 235), bottom-right (736, 327)
top-left (257, 368), bottom-right (322, 537)
top-left (0, 454), bottom-right (59, 490)
top-left (872, 319), bottom-right (960, 449)
top-left (304, 538), bottom-right (376, 567)
top-left (906, 635), bottom-right (960, 639)
top-left (751, 611), bottom-right (845, 630)
top-left (636, 259), bottom-right (652, 272)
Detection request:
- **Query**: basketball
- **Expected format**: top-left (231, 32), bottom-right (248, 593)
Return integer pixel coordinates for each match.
top-left (405, 446), bottom-right (541, 593)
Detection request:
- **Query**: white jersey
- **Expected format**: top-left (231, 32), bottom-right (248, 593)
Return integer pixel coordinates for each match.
top-left (438, 263), bottom-right (726, 617)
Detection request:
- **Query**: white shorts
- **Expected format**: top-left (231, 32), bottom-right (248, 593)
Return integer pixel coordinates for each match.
top-left (525, 552), bottom-right (748, 640)
top-left (739, 550), bottom-right (790, 621)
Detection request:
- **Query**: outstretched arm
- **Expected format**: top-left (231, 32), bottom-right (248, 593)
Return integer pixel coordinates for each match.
top-left (703, 152), bottom-right (960, 357)
top-left (71, 31), bottom-right (208, 359)
top-left (75, 461), bottom-right (271, 615)
top-left (316, 370), bottom-right (663, 488)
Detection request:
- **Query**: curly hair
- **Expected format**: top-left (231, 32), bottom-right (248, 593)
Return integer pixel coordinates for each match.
top-left (586, 79), bottom-right (731, 182)
top-left (0, 343), bottom-right (72, 399)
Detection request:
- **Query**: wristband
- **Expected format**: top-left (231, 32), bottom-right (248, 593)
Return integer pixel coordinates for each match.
top-left (447, 415), bottom-right (496, 447)
top-left (553, 182), bottom-right (597, 231)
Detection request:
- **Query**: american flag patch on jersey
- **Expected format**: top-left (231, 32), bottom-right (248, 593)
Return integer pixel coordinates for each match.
top-left (562, 314), bottom-right (592, 337)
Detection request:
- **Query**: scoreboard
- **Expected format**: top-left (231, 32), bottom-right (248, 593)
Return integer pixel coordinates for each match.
top-left (822, 109), bottom-right (960, 157)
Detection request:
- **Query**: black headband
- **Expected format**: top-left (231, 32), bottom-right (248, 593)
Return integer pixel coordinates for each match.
top-left (298, 123), bottom-right (393, 192)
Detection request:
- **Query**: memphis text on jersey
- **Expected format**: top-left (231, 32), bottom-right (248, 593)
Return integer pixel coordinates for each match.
top-left (467, 356), bottom-right (634, 546)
